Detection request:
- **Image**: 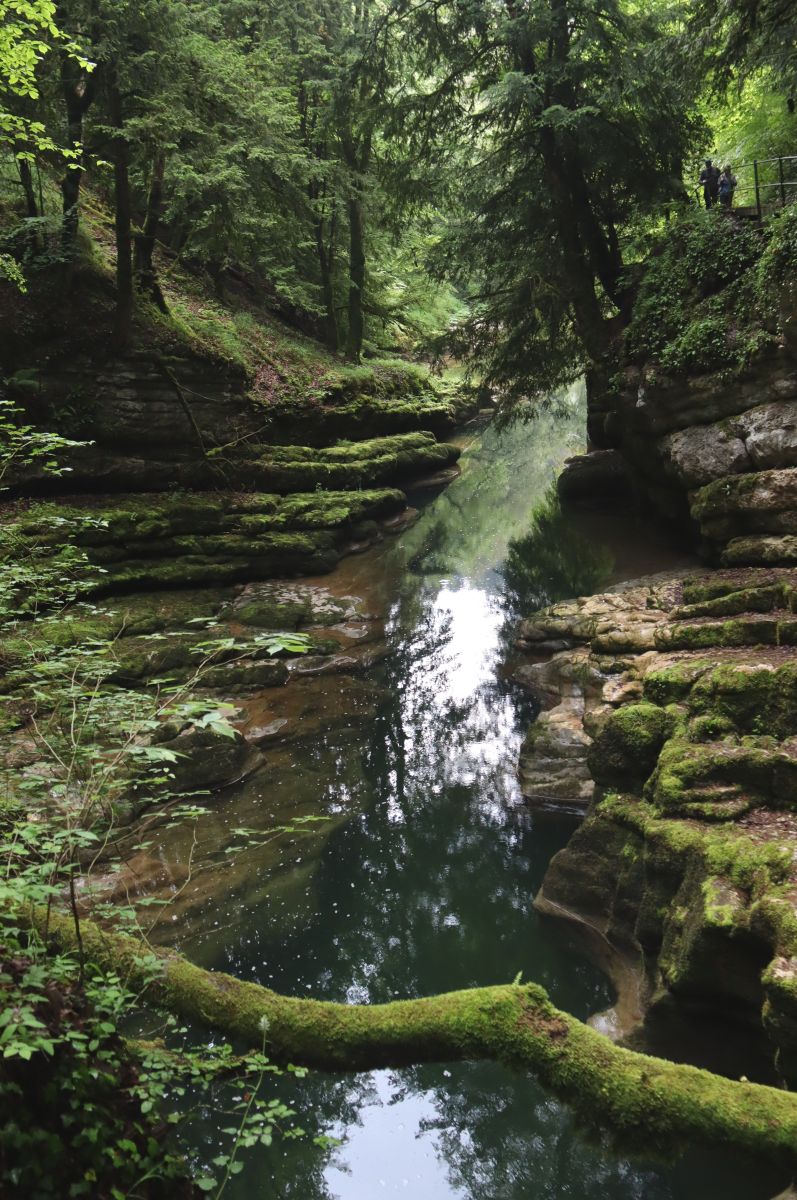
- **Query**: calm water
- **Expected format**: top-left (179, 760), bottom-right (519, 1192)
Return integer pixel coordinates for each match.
top-left (154, 401), bottom-right (786, 1199)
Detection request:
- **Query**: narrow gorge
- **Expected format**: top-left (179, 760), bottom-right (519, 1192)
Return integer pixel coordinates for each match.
top-left (3, 2), bottom-right (797, 1197)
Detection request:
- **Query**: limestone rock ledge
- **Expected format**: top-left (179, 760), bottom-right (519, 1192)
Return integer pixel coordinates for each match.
top-left (587, 350), bottom-right (797, 566)
top-left (514, 566), bottom-right (797, 1084)
top-left (1, 484), bottom-right (419, 601)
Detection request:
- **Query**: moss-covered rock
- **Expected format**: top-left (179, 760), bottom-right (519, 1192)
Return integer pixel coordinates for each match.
top-left (0, 488), bottom-right (409, 601)
top-left (517, 565), bottom-right (797, 1082)
top-left (239, 433), bottom-right (460, 493)
top-left (587, 702), bottom-right (678, 788)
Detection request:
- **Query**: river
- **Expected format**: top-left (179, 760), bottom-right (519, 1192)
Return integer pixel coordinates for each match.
top-left (143, 395), bottom-right (786, 1199)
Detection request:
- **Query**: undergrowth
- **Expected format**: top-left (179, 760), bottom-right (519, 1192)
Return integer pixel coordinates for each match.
top-left (625, 204), bottom-right (797, 378)
top-left (0, 433), bottom-right (327, 1195)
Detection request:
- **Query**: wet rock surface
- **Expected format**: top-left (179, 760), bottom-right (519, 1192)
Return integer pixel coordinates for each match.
top-left (0, 565), bottom-right (390, 826)
top-left (514, 565), bottom-right (797, 1083)
top-left (556, 449), bottom-right (630, 501)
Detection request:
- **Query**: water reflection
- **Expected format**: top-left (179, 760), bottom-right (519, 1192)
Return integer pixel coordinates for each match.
top-left (159, 404), bottom-right (783, 1199)
top-left (502, 489), bottom-right (615, 614)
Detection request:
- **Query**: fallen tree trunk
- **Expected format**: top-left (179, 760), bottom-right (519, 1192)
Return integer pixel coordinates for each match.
top-left (37, 907), bottom-right (797, 1167)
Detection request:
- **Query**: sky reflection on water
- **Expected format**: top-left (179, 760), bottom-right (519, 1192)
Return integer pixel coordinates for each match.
top-left (168, 407), bottom-right (785, 1200)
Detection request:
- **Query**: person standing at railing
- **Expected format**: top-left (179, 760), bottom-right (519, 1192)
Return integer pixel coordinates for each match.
top-left (699, 159), bottom-right (721, 208)
top-left (719, 165), bottom-right (738, 208)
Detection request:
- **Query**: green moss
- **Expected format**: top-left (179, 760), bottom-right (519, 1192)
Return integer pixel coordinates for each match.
top-left (676, 584), bottom-right (789, 619)
top-left (1, 488), bottom-right (409, 599)
top-left (701, 877), bottom-right (744, 929)
top-left (687, 663), bottom-right (797, 739)
top-left (643, 661), bottom-right (713, 706)
top-left (599, 794), bottom-right (793, 896)
top-left (33, 905), bottom-right (797, 1167)
top-left (687, 714), bottom-right (737, 742)
top-left (655, 615), bottom-right (783, 651)
top-left (587, 702), bottom-right (678, 787)
top-left (690, 472), bottom-right (762, 523)
top-left (681, 578), bottom-right (748, 605)
top-left (246, 434), bottom-right (458, 493)
top-left (644, 734), bottom-right (778, 818)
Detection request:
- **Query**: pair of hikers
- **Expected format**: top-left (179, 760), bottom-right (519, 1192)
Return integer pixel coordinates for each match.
top-left (699, 159), bottom-right (737, 209)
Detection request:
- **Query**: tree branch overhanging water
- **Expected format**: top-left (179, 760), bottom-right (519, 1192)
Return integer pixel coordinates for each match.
top-left (33, 906), bottom-right (797, 1170)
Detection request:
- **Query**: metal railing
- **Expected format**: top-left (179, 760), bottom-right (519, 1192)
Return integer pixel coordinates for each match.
top-left (694, 154), bottom-right (797, 217)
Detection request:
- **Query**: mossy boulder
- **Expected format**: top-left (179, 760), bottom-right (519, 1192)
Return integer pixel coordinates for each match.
top-left (688, 663), bottom-right (797, 738)
top-left (645, 736), bottom-right (775, 819)
top-left (587, 702), bottom-right (678, 787)
top-left (657, 869), bottom-right (771, 1017)
top-left (643, 660), bottom-right (713, 706)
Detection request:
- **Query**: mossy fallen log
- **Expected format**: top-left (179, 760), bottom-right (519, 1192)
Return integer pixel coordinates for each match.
top-left (36, 908), bottom-right (797, 1166)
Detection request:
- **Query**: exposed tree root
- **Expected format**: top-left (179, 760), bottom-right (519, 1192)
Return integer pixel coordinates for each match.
top-left (35, 907), bottom-right (797, 1166)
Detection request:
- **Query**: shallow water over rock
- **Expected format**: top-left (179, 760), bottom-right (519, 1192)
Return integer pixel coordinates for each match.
top-left (142, 402), bottom-right (786, 1199)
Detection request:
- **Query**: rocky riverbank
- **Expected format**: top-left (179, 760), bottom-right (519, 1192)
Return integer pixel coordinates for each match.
top-left (514, 564), bottom-right (797, 1083)
top-left (2, 296), bottom-right (477, 862)
top-left (511, 209), bottom-right (797, 1086)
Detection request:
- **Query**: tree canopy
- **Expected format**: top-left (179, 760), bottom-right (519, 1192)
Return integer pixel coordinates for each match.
top-left (0, 0), bottom-right (789, 386)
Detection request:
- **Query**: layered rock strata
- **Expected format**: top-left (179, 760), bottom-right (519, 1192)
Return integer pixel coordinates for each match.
top-left (9, 354), bottom-right (464, 493)
top-left (513, 567), bottom-right (797, 1083)
top-left (569, 351), bottom-right (797, 566)
top-left (1, 446), bottom-right (458, 596)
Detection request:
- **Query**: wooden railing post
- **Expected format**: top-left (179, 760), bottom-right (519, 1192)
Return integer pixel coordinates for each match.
top-left (779, 156), bottom-right (787, 207)
top-left (754, 159), bottom-right (762, 219)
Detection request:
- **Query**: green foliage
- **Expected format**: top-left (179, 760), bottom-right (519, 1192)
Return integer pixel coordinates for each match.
top-left (397, 0), bottom-right (706, 403)
top-left (659, 313), bottom-right (730, 375)
top-left (0, 398), bottom-right (86, 487)
top-left (626, 208), bottom-right (775, 375)
top-left (0, 514), bottom-right (102, 620)
top-left (690, 0), bottom-right (797, 101)
top-left (0, 612), bottom-right (319, 1195)
top-left (0, 408), bottom-right (322, 1196)
top-left (0, 0), bottom-right (91, 149)
top-left (757, 202), bottom-right (797, 314)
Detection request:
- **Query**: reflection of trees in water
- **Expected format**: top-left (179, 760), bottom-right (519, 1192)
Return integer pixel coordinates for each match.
top-left (502, 488), bottom-right (614, 618)
top-left (291, 578), bottom-right (613, 1018)
top-left (219, 1056), bottom-right (788, 1200)
top-left (401, 402), bottom-right (587, 583)
top-left (393, 1060), bottom-right (785, 1200)
top-left (407, 514), bottom-right (454, 576)
top-left (413, 1060), bottom-right (661, 1200)
top-left (215, 1073), bottom-right (377, 1200)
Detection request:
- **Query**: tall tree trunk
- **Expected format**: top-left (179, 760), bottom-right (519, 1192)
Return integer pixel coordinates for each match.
top-left (345, 191), bottom-right (365, 362)
top-left (59, 55), bottom-right (96, 259)
top-left (15, 153), bottom-right (43, 255)
top-left (315, 215), bottom-right (339, 352)
top-left (546, 0), bottom-right (623, 310)
top-left (134, 150), bottom-right (168, 312)
top-left (16, 157), bottom-right (38, 221)
top-left (538, 131), bottom-right (611, 360)
top-left (108, 67), bottom-right (133, 351)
